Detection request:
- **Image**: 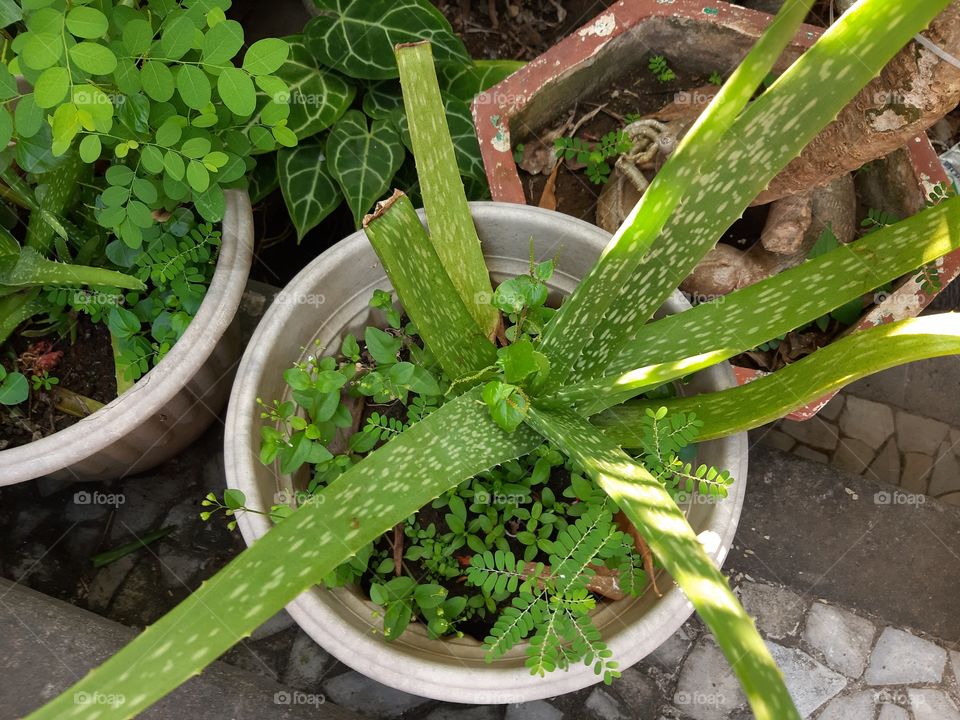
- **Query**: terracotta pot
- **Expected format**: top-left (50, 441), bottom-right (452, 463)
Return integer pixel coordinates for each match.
top-left (0, 190), bottom-right (254, 484)
top-left (224, 202), bottom-right (748, 703)
top-left (471, 0), bottom-right (957, 420)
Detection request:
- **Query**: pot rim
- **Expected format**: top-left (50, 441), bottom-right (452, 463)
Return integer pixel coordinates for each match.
top-left (0, 189), bottom-right (254, 485)
top-left (224, 201), bottom-right (748, 703)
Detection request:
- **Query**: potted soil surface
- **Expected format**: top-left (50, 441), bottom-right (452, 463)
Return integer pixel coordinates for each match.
top-left (224, 201), bottom-right (748, 703)
top-left (0, 190), bottom-right (253, 485)
top-left (472, 0), bottom-right (959, 419)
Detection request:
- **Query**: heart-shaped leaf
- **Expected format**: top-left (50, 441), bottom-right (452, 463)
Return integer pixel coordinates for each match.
top-left (305, 0), bottom-right (468, 80)
top-left (326, 110), bottom-right (404, 227)
top-left (278, 140), bottom-right (342, 241)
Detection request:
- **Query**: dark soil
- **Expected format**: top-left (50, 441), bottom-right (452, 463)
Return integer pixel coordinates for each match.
top-left (0, 316), bottom-right (117, 451)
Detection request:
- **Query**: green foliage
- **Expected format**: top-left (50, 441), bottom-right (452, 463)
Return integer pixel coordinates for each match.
top-left (554, 131), bottom-right (631, 185)
top-left (0, 363), bottom-right (28, 405)
top-left (34, 5), bottom-right (960, 720)
top-left (0, 0), bottom-right (290, 404)
top-left (648, 55), bottom-right (676, 83)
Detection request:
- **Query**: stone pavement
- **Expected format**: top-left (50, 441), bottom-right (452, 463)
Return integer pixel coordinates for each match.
top-left (755, 356), bottom-right (960, 507)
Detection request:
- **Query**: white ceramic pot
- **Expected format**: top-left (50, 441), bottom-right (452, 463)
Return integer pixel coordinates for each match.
top-left (224, 202), bottom-right (747, 703)
top-left (0, 190), bottom-right (254, 484)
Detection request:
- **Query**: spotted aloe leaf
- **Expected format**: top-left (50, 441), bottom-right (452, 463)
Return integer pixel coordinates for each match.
top-left (524, 406), bottom-right (800, 720)
top-left (305, 0), bottom-right (469, 80)
top-left (544, 196), bottom-right (960, 412)
top-left (597, 314), bottom-right (960, 445)
top-left (363, 191), bottom-right (497, 380)
top-left (571, 0), bottom-right (954, 383)
top-left (0, 289), bottom-right (44, 346)
top-left (535, 0), bottom-right (816, 391)
top-left (26, 387), bottom-right (539, 720)
top-left (396, 42), bottom-right (498, 338)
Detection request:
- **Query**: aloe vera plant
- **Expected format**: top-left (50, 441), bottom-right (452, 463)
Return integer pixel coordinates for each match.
top-left (28, 2), bottom-right (960, 719)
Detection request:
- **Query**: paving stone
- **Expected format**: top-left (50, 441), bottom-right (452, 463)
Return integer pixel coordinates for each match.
top-left (929, 442), bottom-right (960, 496)
top-left (940, 491), bottom-right (960, 506)
top-left (585, 687), bottom-right (625, 720)
top-left (864, 628), bottom-right (946, 685)
top-left (613, 668), bottom-right (658, 717)
top-left (952, 427), bottom-right (960, 454)
top-left (282, 631), bottom-right (333, 690)
top-left (865, 439), bottom-right (901, 486)
top-left (674, 640), bottom-right (746, 720)
top-left (876, 704), bottom-right (909, 720)
top-left (781, 419), bottom-right (839, 452)
top-left (803, 602), bottom-right (875, 679)
top-left (324, 670), bottom-right (428, 718)
top-left (794, 446), bottom-right (829, 464)
top-left (833, 438), bottom-right (875, 475)
top-left (765, 641), bottom-right (847, 718)
top-left (252, 609), bottom-right (295, 641)
top-left (895, 411), bottom-right (949, 455)
top-left (819, 396), bottom-right (844, 422)
top-left (505, 700), bottom-right (562, 720)
top-left (736, 582), bottom-right (805, 640)
top-left (817, 690), bottom-right (875, 720)
top-left (426, 705), bottom-right (499, 720)
top-left (760, 428), bottom-right (796, 452)
top-left (646, 626), bottom-right (694, 671)
top-left (900, 452), bottom-right (933, 494)
top-left (952, 649), bottom-right (960, 686)
top-left (84, 555), bottom-right (137, 613)
top-left (909, 689), bottom-right (960, 720)
top-left (841, 396), bottom-right (896, 450)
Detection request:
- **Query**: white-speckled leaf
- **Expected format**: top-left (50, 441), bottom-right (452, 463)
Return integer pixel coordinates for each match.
top-left (396, 43), bottom-right (497, 337)
top-left (27, 386), bottom-right (539, 720)
top-left (524, 406), bottom-right (800, 720)
top-left (536, 0), bottom-right (816, 390)
top-left (597, 315), bottom-right (960, 444)
top-left (548, 197), bottom-right (960, 411)
top-left (573, 0), bottom-right (953, 383)
top-left (364, 192), bottom-right (498, 379)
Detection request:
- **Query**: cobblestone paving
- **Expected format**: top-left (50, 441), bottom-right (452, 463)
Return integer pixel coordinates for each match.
top-left (756, 393), bottom-right (960, 507)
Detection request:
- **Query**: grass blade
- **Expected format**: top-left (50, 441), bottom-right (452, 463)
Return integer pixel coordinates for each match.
top-left (534, 0), bottom-right (815, 390)
top-left (597, 315), bottom-right (960, 444)
top-left (364, 190), bottom-right (497, 379)
top-left (525, 406), bottom-right (799, 720)
top-left (396, 41), bottom-right (499, 338)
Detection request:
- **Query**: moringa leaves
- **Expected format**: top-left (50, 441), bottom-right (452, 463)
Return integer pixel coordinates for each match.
top-left (244, 35), bottom-right (355, 153)
top-left (278, 140), bottom-right (342, 241)
top-left (326, 110), bottom-right (405, 227)
top-left (305, 0), bottom-right (469, 80)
